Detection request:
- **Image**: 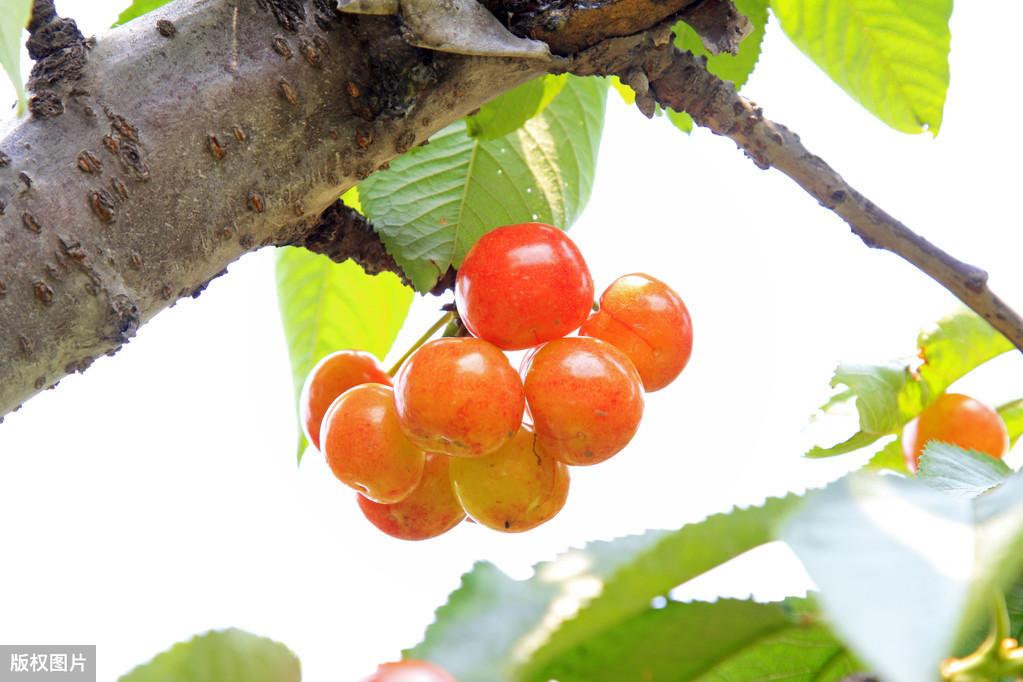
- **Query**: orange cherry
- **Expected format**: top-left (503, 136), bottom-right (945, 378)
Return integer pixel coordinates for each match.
top-left (522, 337), bottom-right (644, 466)
top-left (358, 454), bottom-right (465, 541)
top-left (450, 425), bottom-right (569, 532)
top-left (321, 384), bottom-right (425, 503)
top-left (580, 273), bottom-right (692, 392)
top-left (394, 338), bottom-right (524, 458)
top-left (300, 350), bottom-right (391, 450)
top-left (902, 393), bottom-right (1009, 472)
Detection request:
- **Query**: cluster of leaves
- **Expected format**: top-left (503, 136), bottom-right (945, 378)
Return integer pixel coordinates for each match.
top-left (114, 308), bottom-right (1023, 681)
top-left (807, 309), bottom-right (1021, 469)
top-left (121, 435), bottom-right (1023, 682)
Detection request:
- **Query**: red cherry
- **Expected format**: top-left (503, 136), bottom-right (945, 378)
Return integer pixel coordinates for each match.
top-left (902, 393), bottom-right (1009, 472)
top-left (360, 660), bottom-right (455, 682)
top-left (522, 337), bottom-right (644, 466)
top-left (456, 223), bottom-right (594, 350)
top-left (580, 273), bottom-right (693, 392)
top-left (300, 350), bottom-right (390, 450)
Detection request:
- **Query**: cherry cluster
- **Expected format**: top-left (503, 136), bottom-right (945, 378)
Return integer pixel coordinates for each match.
top-left (301, 222), bottom-right (693, 540)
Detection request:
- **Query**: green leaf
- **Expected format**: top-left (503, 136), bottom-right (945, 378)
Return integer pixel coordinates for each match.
top-left (674, 0), bottom-right (769, 89)
top-left (782, 471), bottom-right (1023, 682)
top-left (360, 76), bottom-right (607, 292)
top-left (666, 108), bottom-right (694, 134)
top-left (608, 76), bottom-right (636, 105)
top-left (408, 493), bottom-right (802, 681)
top-left (536, 598), bottom-right (861, 682)
top-left (808, 428), bottom-right (886, 459)
top-left (918, 442), bottom-right (1012, 499)
top-left (115, 0), bottom-right (173, 26)
top-left (1000, 399), bottom-right (1023, 448)
top-left (0, 0), bottom-right (31, 116)
top-left (769, 0), bottom-right (952, 134)
top-left (866, 438), bottom-right (907, 472)
top-left (466, 75), bottom-right (567, 141)
top-left (917, 311), bottom-right (1014, 394)
top-left (118, 629), bottom-right (301, 682)
top-left (662, 0), bottom-right (765, 135)
top-left (808, 310), bottom-right (1012, 463)
top-left (275, 195), bottom-right (413, 460)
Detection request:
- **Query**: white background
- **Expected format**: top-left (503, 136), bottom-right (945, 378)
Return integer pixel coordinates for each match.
top-left (1, 1), bottom-right (1022, 679)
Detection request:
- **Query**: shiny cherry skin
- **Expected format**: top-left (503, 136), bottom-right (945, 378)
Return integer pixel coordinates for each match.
top-left (360, 660), bottom-right (455, 682)
top-left (522, 337), bottom-right (644, 466)
top-left (321, 384), bottom-right (425, 503)
top-left (395, 338), bottom-right (524, 458)
top-left (580, 273), bottom-right (693, 392)
top-left (456, 223), bottom-right (594, 350)
top-left (450, 424), bottom-right (569, 532)
top-left (300, 350), bottom-right (391, 450)
top-left (358, 454), bottom-right (465, 541)
top-left (902, 392), bottom-right (1009, 472)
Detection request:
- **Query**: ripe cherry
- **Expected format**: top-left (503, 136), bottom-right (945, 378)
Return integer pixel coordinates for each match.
top-left (450, 424), bottom-right (569, 532)
top-left (300, 350), bottom-right (391, 450)
top-left (360, 660), bottom-right (455, 682)
top-left (522, 337), bottom-right (644, 466)
top-left (358, 454), bottom-right (465, 541)
top-left (456, 222), bottom-right (594, 350)
top-left (580, 273), bottom-right (693, 392)
top-left (394, 338), bottom-right (524, 458)
top-left (902, 392), bottom-right (1009, 472)
top-left (320, 384), bottom-right (425, 503)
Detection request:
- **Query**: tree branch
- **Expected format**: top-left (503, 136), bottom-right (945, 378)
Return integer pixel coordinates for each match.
top-left (0, 0), bottom-right (548, 417)
top-left (570, 33), bottom-right (1023, 352)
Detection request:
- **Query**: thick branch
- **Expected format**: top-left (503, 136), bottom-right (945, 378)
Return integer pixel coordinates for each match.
top-left (0, 0), bottom-right (547, 417)
top-left (572, 36), bottom-right (1023, 351)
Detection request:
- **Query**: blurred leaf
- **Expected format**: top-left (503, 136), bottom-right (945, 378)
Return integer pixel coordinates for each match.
top-left (917, 311), bottom-right (1014, 393)
top-left (608, 76), bottom-right (635, 105)
top-left (808, 429), bottom-right (884, 459)
top-left (769, 0), bottom-right (951, 134)
top-left (275, 189), bottom-right (413, 460)
top-left (808, 310), bottom-right (1012, 465)
top-left (866, 438), bottom-right (907, 472)
top-left (0, 0), bottom-right (31, 115)
top-left (918, 442), bottom-right (1011, 499)
top-left (119, 629), bottom-right (300, 682)
top-left (537, 598), bottom-right (861, 681)
top-left (408, 493), bottom-right (802, 680)
top-left (115, 0), bottom-right (173, 26)
top-left (361, 76), bottom-right (607, 292)
top-left (666, 109), bottom-right (694, 134)
top-left (466, 75), bottom-right (567, 140)
top-left (782, 471), bottom-right (1023, 682)
top-left (1000, 399), bottom-right (1023, 448)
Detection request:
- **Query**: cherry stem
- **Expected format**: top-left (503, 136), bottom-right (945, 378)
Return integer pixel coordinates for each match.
top-left (387, 311), bottom-right (454, 377)
top-left (941, 593), bottom-right (1020, 682)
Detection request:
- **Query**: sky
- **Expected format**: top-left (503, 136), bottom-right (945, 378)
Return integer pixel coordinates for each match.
top-left (0, 2), bottom-right (1022, 680)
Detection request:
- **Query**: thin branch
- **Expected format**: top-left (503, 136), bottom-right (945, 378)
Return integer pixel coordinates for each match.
top-left (292, 201), bottom-right (408, 283)
top-left (570, 36), bottom-right (1023, 352)
top-left (290, 200), bottom-right (456, 295)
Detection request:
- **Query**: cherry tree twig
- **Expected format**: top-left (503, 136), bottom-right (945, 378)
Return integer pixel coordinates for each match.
top-left (570, 30), bottom-right (1023, 352)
